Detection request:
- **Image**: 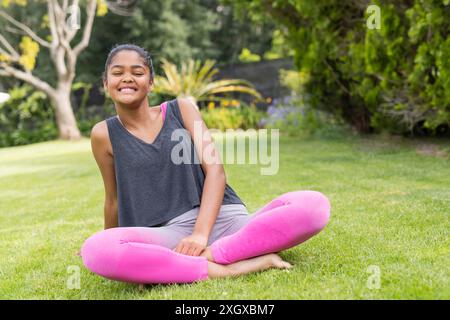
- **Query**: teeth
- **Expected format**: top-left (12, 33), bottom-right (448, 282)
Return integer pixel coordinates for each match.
top-left (120, 88), bottom-right (136, 93)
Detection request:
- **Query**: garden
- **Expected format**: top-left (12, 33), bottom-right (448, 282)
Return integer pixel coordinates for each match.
top-left (0, 0), bottom-right (448, 301)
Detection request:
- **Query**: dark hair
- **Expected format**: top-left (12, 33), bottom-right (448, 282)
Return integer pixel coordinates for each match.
top-left (102, 44), bottom-right (154, 83)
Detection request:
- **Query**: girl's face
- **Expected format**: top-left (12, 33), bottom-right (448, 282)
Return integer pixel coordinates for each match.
top-left (103, 50), bottom-right (152, 107)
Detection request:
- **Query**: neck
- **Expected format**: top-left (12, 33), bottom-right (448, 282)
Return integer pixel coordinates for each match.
top-left (115, 99), bottom-right (159, 130)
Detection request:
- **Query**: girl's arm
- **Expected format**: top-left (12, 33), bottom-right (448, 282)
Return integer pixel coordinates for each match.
top-left (174, 98), bottom-right (226, 256)
top-left (90, 121), bottom-right (118, 229)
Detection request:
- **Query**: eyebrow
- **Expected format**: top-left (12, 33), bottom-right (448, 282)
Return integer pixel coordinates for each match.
top-left (110, 65), bottom-right (145, 69)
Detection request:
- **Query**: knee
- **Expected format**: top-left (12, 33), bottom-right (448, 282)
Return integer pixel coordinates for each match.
top-left (291, 190), bottom-right (331, 233)
top-left (80, 231), bottom-right (103, 274)
top-left (80, 229), bottom-right (121, 276)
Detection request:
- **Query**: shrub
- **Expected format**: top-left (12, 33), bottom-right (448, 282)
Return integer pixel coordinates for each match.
top-left (260, 96), bottom-right (352, 139)
top-left (232, 0), bottom-right (450, 136)
top-left (0, 84), bottom-right (57, 147)
top-left (0, 83), bottom-right (116, 147)
top-left (200, 101), bottom-right (264, 131)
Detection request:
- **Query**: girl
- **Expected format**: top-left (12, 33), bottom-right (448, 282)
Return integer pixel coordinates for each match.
top-left (81, 44), bottom-right (331, 284)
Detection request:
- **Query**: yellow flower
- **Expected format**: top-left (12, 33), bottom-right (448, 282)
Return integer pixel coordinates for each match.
top-left (41, 14), bottom-right (50, 29)
top-left (231, 100), bottom-right (240, 107)
top-left (222, 100), bottom-right (229, 107)
top-left (208, 102), bottom-right (215, 110)
top-left (19, 36), bottom-right (39, 71)
top-left (0, 54), bottom-right (12, 62)
top-left (1, 0), bottom-right (11, 7)
top-left (97, 0), bottom-right (108, 16)
top-left (266, 97), bottom-right (272, 104)
top-left (2, 0), bottom-right (26, 7)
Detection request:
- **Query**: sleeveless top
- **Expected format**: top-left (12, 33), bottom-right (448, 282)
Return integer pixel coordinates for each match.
top-left (106, 98), bottom-right (246, 227)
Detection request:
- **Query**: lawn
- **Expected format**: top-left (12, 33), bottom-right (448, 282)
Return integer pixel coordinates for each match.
top-left (0, 132), bottom-right (448, 299)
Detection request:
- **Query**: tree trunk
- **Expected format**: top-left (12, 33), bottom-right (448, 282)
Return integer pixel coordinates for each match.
top-left (51, 83), bottom-right (81, 140)
top-left (0, 0), bottom-right (98, 141)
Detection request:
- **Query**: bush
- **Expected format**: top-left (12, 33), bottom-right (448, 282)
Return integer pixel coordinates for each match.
top-left (0, 84), bottom-right (58, 147)
top-left (0, 83), bottom-right (116, 147)
top-left (200, 101), bottom-right (264, 131)
top-left (260, 96), bottom-right (352, 139)
top-left (232, 0), bottom-right (450, 136)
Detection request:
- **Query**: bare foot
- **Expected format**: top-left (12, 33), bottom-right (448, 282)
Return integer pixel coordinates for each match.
top-left (266, 253), bottom-right (293, 270)
top-left (226, 253), bottom-right (292, 277)
top-left (200, 247), bottom-right (214, 262)
top-left (207, 252), bottom-right (293, 279)
top-left (200, 247), bottom-right (292, 270)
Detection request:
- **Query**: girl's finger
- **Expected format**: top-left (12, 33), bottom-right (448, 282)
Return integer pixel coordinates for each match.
top-left (175, 243), bottom-right (184, 254)
top-left (181, 244), bottom-right (190, 255)
top-left (187, 245), bottom-right (196, 256)
top-left (192, 247), bottom-right (201, 256)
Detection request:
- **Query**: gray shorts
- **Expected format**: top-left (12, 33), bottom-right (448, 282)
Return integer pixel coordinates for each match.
top-left (150, 204), bottom-right (252, 249)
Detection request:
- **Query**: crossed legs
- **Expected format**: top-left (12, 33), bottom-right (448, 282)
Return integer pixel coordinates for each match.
top-left (80, 190), bottom-right (331, 284)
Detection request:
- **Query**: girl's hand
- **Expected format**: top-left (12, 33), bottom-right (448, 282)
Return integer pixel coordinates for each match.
top-left (174, 233), bottom-right (208, 256)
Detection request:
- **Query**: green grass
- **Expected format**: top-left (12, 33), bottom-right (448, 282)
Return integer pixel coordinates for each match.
top-left (0, 132), bottom-right (449, 299)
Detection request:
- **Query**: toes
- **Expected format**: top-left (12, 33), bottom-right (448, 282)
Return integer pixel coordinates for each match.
top-left (272, 258), bottom-right (293, 269)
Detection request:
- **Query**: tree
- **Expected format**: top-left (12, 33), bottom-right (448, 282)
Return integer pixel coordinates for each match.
top-left (0, 0), bottom-right (106, 140)
top-left (74, 0), bottom-right (280, 84)
top-left (74, 0), bottom-right (222, 85)
top-left (212, 0), bottom-right (276, 66)
top-left (227, 0), bottom-right (450, 136)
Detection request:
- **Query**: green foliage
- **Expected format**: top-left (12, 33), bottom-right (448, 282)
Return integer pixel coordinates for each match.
top-left (74, 90), bottom-right (116, 137)
top-left (263, 29), bottom-right (295, 60)
top-left (1, 0), bottom-right (280, 87)
top-left (238, 103), bottom-right (264, 130)
top-left (200, 103), bottom-right (264, 131)
top-left (72, 82), bottom-right (93, 120)
top-left (258, 68), bottom-right (352, 139)
top-left (212, 1), bottom-right (277, 66)
top-left (238, 48), bottom-right (261, 63)
top-left (261, 100), bottom-right (351, 140)
top-left (74, 0), bottom-right (277, 83)
top-left (278, 69), bottom-right (309, 95)
top-left (153, 58), bottom-right (262, 102)
top-left (0, 84), bottom-right (57, 147)
top-left (0, 83), bottom-right (115, 147)
top-left (11, 0), bottom-right (219, 85)
top-left (228, 0), bottom-right (450, 136)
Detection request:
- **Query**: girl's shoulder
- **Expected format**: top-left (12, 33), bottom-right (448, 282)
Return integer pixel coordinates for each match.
top-left (91, 120), bottom-right (113, 155)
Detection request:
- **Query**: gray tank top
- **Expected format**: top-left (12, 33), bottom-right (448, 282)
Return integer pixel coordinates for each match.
top-left (106, 98), bottom-right (246, 227)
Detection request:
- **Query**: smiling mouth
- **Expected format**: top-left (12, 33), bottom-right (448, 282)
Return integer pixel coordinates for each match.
top-left (118, 87), bottom-right (138, 93)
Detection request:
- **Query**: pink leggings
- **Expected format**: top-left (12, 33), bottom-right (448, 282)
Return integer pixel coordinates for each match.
top-left (81, 190), bottom-right (331, 284)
